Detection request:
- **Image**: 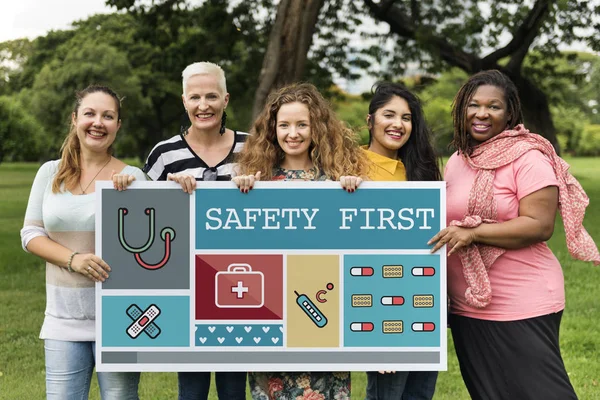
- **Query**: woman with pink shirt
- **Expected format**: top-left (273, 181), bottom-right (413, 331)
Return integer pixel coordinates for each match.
top-left (429, 70), bottom-right (599, 400)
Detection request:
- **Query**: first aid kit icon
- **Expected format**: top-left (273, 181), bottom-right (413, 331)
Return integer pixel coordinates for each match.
top-left (215, 264), bottom-right (264, 308)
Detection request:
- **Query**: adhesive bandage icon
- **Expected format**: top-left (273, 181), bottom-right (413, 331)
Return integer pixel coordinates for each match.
top-left (295, 291), bottom-right (328, 328)
top-left (126, 304), bottom-right (161, 339)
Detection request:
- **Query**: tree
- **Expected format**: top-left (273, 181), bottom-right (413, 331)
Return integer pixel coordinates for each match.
top-left (255, 0), bottom-right (600, 152)
top-left (251, 0), bottom-right (326, 119)
top-left (357, 0), bottom-right (600, 151)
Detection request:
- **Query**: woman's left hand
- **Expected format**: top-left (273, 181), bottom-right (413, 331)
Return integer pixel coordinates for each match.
top-left (428, 226), bottom-right (476, 256)
top-left (340, 176), bottom-right (363, 192)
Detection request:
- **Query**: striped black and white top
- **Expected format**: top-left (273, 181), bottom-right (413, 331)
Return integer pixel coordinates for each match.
top-left (143, 131), bottom-right (249, 181)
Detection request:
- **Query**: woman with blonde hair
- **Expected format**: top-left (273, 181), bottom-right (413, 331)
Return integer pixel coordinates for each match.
top-left (21, 85), bottom-right (143, 399)
top-left (234, 82), bottom-right (368, 399)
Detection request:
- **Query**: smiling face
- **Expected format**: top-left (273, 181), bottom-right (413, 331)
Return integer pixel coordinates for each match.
top-left (182, 73), bottom-right (229, 133)
top-left (276, 102), bottom-right (312, 166)
top-left (466, 84), bottom-right (510, 143)
top-left (73, 92), bottom-right (121, 153)
top-left (368, 95), bottom-right (412, 159)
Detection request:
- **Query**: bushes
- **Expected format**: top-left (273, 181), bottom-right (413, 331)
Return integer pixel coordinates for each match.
top-left (0, 96), bottom-right (49, 162)
top-left (576, 124), bottom-right (600, 156)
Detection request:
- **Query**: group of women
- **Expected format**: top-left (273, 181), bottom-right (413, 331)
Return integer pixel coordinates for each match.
top-left (21, 61), bottom-right (598, 400)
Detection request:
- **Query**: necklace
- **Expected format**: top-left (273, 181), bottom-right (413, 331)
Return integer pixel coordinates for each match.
top-left (79, 157), bottom-right (111, 194)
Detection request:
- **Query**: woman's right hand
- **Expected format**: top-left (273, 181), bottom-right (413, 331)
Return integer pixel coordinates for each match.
top-left (340, 176), bottom-right (363, 192)
top-left (233, 171), bottom-right (261, 193)
top-left (70, 253), bottom-right (111, 283)
top-left (112, 172), bottom-right (136, 191)
top-left (167, 173), bottom-right (197, 194)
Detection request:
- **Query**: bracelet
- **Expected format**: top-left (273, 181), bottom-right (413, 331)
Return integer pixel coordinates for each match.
top-left (67, 251), bottom-right (79, 273)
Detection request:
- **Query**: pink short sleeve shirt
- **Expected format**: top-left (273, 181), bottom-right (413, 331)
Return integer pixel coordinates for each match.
top-left (445, 149), bottom-right (564, 321)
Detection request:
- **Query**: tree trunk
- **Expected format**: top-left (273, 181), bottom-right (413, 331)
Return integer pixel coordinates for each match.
top-left (505, 71), bottom-right (560, 151)
top-left (251, 0), bottom-right (325, 122)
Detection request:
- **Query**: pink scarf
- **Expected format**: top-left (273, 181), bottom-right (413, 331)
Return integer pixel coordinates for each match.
top-left (451, 124), bottom-right (600, 308)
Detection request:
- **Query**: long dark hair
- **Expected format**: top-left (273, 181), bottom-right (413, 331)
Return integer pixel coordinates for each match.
top-left (451, 70), bottom-right (523, 155)
top-left (368, 82), bottom-right (441, 181)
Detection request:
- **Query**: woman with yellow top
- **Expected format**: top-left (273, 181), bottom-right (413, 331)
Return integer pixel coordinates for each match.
top-left (363, 82), bottom-right (442, 400)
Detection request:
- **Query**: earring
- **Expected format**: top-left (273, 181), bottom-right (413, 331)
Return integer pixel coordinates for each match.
top-left (219, 111), bottom-right (227, 135)
top-left (180, 111), bottom-right (190, 135)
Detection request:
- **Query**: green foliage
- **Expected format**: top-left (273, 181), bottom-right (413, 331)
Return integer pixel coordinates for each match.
top-left (331, 91), bottom-right (370, 144)
top-left (26, 40), bottom-right (147, 159)
top-left (417, 69), bottom-right (467, 155)
top-left (0, 96), bottom-right (48, 162)
top-left (552, 104), bottom-right (587, 155)
top-left (1, 1), bottom-right (274, 161)
top-left (576, 124), bottom-right (600, 156)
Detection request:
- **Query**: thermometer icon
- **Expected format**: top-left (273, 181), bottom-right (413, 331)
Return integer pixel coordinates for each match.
top-left (294, 291), bottom-right (328, 328)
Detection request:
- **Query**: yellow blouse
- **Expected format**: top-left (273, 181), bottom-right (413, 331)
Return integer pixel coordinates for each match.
top-left (362, 146), bottom-right (407, 182)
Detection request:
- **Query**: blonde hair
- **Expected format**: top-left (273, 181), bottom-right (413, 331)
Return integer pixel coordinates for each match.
top-left (52, 85), bottom-right (121, 193)
top-left (237, 83), bottom-right (369, 180)
top-left (182, 62), bottom-right (227, 95)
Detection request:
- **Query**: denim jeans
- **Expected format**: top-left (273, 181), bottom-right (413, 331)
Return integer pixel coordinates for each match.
top-left (44, 339), bottom-right (140, 400)
top-left (178, 372), bottom-right (247, 400)
top-left (366, 371), bottom-right (438, 400)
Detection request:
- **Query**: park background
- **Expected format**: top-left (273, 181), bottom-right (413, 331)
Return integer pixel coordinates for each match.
top-left (0, 0), bottom-right (599, 398)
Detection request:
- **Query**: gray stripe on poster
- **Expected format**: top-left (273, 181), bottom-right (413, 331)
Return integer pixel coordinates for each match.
top-left (102, 351), bottom-right (439, 364)
top-left (102, 352), bottom-right (138, 363)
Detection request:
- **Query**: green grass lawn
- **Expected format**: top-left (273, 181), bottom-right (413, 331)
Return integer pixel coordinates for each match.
top-left (1, 159), bottom-right (599, 399)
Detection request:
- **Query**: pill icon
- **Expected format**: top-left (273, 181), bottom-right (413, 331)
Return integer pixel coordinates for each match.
top-left (350, 267), bottom-right (374, 276)
top-left (381, 296), bottom-right (405, 306)
top-left (382, 265), bottom-right (403, 278)
top-left (352, 294), bottom-right (373, 307)
top-left (382, 320), bottom-right (403, 333)
top-left (413, 294), bottom-right (434, 308)
top-left (350, 322), bottom-right (374, 332)
top-left (412, 267), bottom-right (435, 276)
top-left (412, 322), bottom-right (436, 332)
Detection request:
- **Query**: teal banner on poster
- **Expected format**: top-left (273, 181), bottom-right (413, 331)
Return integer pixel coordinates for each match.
top-left (195, 183), bottom-right (441, 250)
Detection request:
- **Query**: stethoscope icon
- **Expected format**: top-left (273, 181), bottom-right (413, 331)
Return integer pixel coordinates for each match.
top-left (118, 207), bottom-right (175, 270)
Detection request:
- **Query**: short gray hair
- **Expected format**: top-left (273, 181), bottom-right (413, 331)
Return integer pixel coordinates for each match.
top-left (182, 62), bottom-right (227, 95)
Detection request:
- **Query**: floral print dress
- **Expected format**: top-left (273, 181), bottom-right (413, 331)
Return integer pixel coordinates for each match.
top-left (248, 166), bottom-right (350, 400)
